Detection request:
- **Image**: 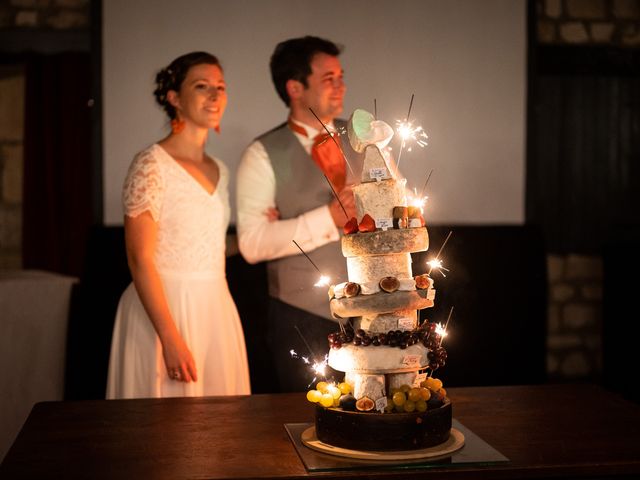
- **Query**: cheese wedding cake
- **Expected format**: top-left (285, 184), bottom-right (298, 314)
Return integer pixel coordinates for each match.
top-left (305, 109), bottom-right (451, 452)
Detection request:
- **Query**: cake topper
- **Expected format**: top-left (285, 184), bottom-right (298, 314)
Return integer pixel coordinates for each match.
top-left (347, 109), bottom-right (397, 183)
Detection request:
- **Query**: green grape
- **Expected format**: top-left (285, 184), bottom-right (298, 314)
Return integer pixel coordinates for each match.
top-left (392, 391), bottom-right (406, 406)
top-left (431, 378), bottom-right (443, 391)
top-left (403, 400), bottom-right (416, 412)
top-left (408, 387), bottom-right (421, 402)
top-left (419, 387), bottom-right (431, 401)
top-left (320, 393), bottom-right (334, 407)
top-left (327, 385), bottom-right (341, 400)
top-left (384, 399), bottom-right (394, 413)
top-left (306, 390), bottom-right (322, 403)
top-left (338, 382), bottom-right (351, 395)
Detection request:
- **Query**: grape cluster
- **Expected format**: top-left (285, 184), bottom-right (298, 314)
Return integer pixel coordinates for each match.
top-left (424, 323), bottom-right (447, 370)
top-left (327, 322), bottom-right (448, 369)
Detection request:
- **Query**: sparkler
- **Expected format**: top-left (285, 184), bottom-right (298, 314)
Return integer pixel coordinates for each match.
top-left (393, 94), bottom-right (429, 170)
top-left (309, 107), bottom-right (355, 178)
top-left (407, 187), bottom-right (428, 215)
top-left (292, 240), bottom-right (331, 288)
top-left (427, 230), bottom-right (453, 276)
top-left (291, 239), bottom-right (347, 334)
top-left (292, 324), bottom-right (331, 385)
top-left (438, 306), bottom-right (454, 347)
top-left (305, 109), bottom-right (350, 219)
top-left (294, 324), bottom-right (317, 359)
top-left (324, 174), bottom-right (349, 219)
top-left (420, 169), bottom-right (434, 199)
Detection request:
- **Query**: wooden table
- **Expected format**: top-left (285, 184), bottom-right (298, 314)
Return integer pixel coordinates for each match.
top-left (2, 384), bottom-right (639, 479)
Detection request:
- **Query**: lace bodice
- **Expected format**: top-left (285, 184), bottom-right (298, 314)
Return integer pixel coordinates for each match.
top-left (122, 144), bottom-right (230, 275)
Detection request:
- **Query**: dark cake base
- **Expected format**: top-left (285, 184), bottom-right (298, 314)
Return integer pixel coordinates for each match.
top-left (315, 399), bottom-right (452, 451)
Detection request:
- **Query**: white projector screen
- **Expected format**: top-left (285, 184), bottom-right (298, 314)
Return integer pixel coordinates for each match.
top-left (103, 0), bottom-right (525, 226)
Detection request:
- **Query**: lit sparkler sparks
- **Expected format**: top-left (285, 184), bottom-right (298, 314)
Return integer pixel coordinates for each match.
top-left (395, 120), bottom-right (429, 152)
top-left (427, 258), bottom-right (450, 277)
top-left (314, 275), bottom-right (331, 287)
top-left (394, 94), bottom-right (429, 169)
top-left (407, 187), bottom-right (428, 215)
top-left (289, 350), bottom-right (330, 386)
top-left (427, 230), bottom-right (453, 276)
top-left (435, 323), bottom-right (448, 339)
top-left (438, 306), bottom-right (455, 347)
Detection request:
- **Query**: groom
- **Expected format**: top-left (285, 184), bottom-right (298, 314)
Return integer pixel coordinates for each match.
top-left (236, 36), bottom-right (363, 392)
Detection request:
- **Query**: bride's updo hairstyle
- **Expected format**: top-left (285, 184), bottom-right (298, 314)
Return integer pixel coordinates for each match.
top-left (154, 51), bottom-right (221, 120)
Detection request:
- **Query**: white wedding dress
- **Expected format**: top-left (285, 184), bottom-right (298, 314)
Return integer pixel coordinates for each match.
top-left (106, 144), bottom-right (250, 399)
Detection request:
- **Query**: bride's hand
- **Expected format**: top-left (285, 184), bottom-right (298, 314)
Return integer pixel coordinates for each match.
top-left (162, 333), bottom-right (198, 383)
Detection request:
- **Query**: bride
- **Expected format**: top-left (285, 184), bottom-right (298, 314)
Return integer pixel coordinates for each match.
top-left (107, 52), bottom-right (251, 398)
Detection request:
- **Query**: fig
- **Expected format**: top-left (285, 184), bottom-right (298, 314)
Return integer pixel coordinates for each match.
top-left (379, 276), bottom-right (400, 293)
top-left (415, 274), bottom-right (433, 290)
top-left (355, 396), bottom-right (375, 412)
top-left (339, 394), bottom-right (357, 411)
top-left (344, 282), bottom-right (361, 297)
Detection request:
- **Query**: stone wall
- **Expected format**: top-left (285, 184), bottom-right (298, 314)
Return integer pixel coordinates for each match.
top-left (534, 0), bottom-right (631, 382)
top-left (547, 255), bottom-right (603, 381)
top-left (537, 0), bottom-right (640, 45)
top-left (0, 0), bottom-right (89, 30)
top-left (0, 67), bottom-right (24, 269)
top-left (0, 0), bottom-right (91, 268)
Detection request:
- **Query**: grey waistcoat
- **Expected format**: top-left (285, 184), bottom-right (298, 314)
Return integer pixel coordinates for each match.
top-left (258, 120), bottom-right (363, 320)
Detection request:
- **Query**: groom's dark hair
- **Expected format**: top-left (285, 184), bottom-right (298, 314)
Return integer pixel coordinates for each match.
top-left (270, 35), bottom-right (342, 106)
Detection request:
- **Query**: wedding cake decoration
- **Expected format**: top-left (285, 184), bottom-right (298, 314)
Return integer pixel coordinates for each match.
top-left (302, 109), bottom-right (454, 453)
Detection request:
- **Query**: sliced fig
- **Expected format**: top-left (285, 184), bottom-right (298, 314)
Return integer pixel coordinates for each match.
top-left (355, 396), bottom-right (375, 412)
top-left (379, 276), bottom-right (400, 293)
top-left (344, 282), bottom-right (361, 297)
top-left (415, 274), bottom-right (433, 290)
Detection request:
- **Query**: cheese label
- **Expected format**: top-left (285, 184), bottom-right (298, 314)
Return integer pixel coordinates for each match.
top-left (369, 168), bottom-right (388, 181)
top-left (375, 218), bottom-right (393, 230)
top-left (398, 317), bottom-right (415, 330)
top-left (402, 355), bottom-right (422, 367)
top-left (413, 372), bottom-right (428, 387)
top-left (375, 396), bottom-right (388, 413)
top-left (408, 218), bottom-right (422, 228)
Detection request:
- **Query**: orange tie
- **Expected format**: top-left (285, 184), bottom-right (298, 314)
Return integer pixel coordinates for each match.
top-left (288, 119), bottom-right (346, 192)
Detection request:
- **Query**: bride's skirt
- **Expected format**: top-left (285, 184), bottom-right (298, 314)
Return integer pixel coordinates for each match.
top-left (106, 271), bottom-right (251, 399)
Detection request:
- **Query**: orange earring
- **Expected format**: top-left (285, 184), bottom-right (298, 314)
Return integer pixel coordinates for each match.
top-left (171, 117), bottom-right (185, 134)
